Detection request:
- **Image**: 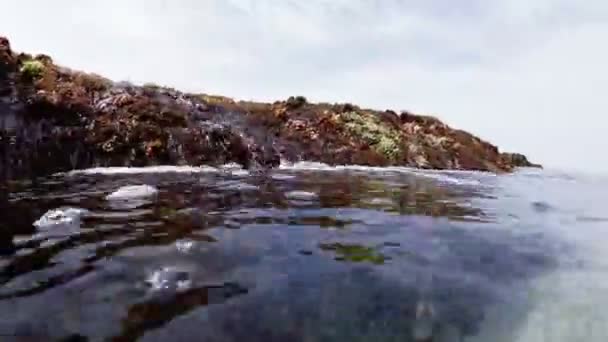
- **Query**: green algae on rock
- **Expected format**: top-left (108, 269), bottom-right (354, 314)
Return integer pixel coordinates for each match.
top-left (337, 111), bottom-right (404, 162)
top-left (19, 59), bottom-right (45, 80)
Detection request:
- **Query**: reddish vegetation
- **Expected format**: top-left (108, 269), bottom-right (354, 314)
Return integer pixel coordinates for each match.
top-left (0, 36), bottom-right (539, 180)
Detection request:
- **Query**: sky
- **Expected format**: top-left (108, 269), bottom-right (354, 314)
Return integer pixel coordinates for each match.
top-left (1, 0), bottom-right (607, 173)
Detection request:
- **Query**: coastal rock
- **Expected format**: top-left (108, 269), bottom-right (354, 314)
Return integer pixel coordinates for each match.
top-left (0, 36), bottom-right (540, 181)
top-left (501, 153), bottom-right (543, 168)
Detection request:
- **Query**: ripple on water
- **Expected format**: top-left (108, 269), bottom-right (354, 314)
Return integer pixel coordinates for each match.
top-left (0, 164), bottom-right (598, 341)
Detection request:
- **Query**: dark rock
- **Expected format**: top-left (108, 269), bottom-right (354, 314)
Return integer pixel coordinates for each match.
top-left (501, 153), bottom-right (542, 168)
top-left (285, 95), bottom-right (307, 109)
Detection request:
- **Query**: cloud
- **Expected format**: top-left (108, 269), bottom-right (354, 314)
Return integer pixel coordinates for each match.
top-left (1, 0), bottom-right (607, 172)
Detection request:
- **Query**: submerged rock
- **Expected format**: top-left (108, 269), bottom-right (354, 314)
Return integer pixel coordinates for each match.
top-left (0, 36), bottom-right (540, 181)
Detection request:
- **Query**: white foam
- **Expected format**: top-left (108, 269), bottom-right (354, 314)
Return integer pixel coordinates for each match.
top-left (285, 190), bottom-right (319, 201)
top-left (63, 162), bottom-right (483, 186)
top-left (33, 207), bottom-right (89, 228)
top-left (279, 161), bottom-right (483, 186)
top-left (175, 239), bottom-right (196, 254)
top-left (106, 185), bottom-right (159, 200)
top-left (65, 164), bottom-right (252, 177)
top-left (145, 266), bottom-right (192, 292)
top-left (68, 165), bottom-right (220, 175)
top-left (410, 171), bottom-right (483, 186)
top-left (219, 163), bottom-right (244, 170)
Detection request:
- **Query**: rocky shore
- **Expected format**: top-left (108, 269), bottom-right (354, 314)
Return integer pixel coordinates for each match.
top-left (0, 36), bottom-right (539, 181)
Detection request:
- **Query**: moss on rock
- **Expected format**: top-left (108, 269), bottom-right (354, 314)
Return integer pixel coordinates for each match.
top-left (19, 59), bottom-right (45, 80)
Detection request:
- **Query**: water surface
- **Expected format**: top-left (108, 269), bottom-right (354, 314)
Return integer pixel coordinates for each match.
top-left (0, 163), bottom-right (606, 341)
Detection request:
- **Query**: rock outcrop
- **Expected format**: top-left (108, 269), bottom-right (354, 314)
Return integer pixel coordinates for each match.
top-left (501, 153), bottom-right (542, 168)
top-left (0, 36), bottom-right (539, 181)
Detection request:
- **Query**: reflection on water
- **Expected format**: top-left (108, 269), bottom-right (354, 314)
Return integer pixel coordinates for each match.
top-left (0, 165), bottom-right (578, 341)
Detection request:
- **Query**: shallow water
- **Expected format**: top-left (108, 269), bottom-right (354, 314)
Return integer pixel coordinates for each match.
top-left (0, 163), bottom-right (606, 341)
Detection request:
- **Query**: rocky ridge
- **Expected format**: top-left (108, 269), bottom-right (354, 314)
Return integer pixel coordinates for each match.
top-left (0, 36), bottom-right (540, 182)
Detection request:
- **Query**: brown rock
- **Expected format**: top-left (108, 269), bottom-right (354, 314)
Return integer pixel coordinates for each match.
top-left (0, 36), bottom-right (540, 181)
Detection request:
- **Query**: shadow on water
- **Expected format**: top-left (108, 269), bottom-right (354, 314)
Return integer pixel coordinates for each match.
top-left (0, 168), bottom-right (559, 341)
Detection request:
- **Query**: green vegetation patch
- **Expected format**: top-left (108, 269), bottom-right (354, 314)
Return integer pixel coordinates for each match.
top-left (20, 59), bottom-right (45, 80)
top-left (319, 242), bottom-right (387, 265)
top-left (338, 111), bottom-right (403, 161)
top-left (198, 94), bottom-right (236, 105)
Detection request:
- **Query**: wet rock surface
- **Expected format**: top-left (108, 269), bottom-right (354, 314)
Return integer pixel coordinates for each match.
top-left (0, 36), bottom-right (539, 182)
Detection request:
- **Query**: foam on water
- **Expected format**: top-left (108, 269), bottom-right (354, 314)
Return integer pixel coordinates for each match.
top-left (145, 266), bottom-right (193, 292)
top-left (279, 161), bottom-right (486, 186)
top-left (33, 207), bottom-right (89, 229)
top-left (66, 163), bottom-right (254, 176)
top-left (106, 185), bottom-right (159, 200)
top-left (68, 165), bottom-right (219, 175)
top-left (64, 161), bottom-right (486, 187)
top-left (26, 207), bottom-right (90, 241)
top-left (285, 190), bottom-right (319, 201)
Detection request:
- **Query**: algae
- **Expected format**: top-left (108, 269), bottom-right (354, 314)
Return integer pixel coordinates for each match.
top-left (20, 59), bottom-right (44, 80)
top-left (319, 242), bottom-right (387, 265)
top-left (338, 111), bottom-right (403, 161)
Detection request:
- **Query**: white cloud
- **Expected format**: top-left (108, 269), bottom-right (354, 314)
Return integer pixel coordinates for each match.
top-left (1, 0), bottom-right (607, 172)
